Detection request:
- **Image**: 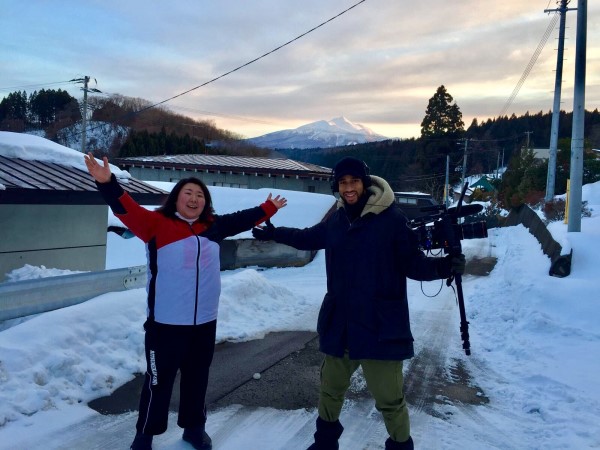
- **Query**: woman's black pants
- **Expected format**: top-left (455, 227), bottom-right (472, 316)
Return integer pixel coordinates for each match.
top-left (135, 320), bottom-right (217, 435)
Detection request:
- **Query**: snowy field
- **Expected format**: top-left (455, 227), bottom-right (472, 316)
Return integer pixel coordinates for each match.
top-left (1, 133), bottom-right (600, 449)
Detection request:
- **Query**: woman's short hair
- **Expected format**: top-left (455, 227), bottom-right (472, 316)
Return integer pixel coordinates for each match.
top-left (156, 177), bottom-right (214, 221)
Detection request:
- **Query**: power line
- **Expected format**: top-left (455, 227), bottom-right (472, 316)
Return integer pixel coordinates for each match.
top-left (2, 2), bottom-right (368, 137)
top-left (397, 172), bottom-right (446, 182)
top-left (0, 80), bottom-right (75, 93)
top-left (129, 0), bottom-right (368, 117)
top-left (94, 88), bottom-right (275, 126)
top-left (496, 12), bottom-right (560, 119)
top-left (81, 0), bottom-right (368, 137)
top-left (169, 105), bottom-right (275, 125)
top-left (469, 135), bottom-right (523, 144)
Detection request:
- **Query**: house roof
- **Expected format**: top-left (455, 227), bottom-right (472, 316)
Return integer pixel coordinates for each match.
top-left (470, 176), bottom-right (496, 191)
top-left (113, 154), bottom-right (332, 179)
top-left (0, 155), bottom-right (168, 205)
top-left (533, 148), bottom-right (550, 159)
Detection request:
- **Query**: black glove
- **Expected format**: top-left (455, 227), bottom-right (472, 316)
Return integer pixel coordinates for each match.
top-left (252, 220), bottom-right (275, 241)
top-left (447, 253), bottom-right (466, 275)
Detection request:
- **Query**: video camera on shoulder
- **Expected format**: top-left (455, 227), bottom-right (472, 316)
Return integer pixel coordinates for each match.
top-left (408, 185), bottom-right (488, 253)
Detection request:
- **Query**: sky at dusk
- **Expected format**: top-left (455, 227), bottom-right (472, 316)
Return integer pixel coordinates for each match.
top-left (1, 0), bottom-right (599, 139)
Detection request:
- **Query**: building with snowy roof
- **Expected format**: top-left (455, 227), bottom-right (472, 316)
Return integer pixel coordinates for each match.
top-left (113, 154), bottom-right (333, 194)
top-left (0, 132), bottom-right (167, 281)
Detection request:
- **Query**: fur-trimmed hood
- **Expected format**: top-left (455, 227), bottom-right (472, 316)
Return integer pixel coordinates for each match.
top-left (336, 175), bottom-right (395, 216)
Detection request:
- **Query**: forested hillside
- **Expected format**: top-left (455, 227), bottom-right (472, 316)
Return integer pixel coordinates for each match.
top-left (0, 90), bottom-right (268, 157)
top-left (2, 87), bottom-right (599, 208)
top-left (281, 109), bottom-right (600, 206)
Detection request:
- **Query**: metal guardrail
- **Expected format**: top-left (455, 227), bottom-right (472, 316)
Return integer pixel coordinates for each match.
top-left (0, 242), bottom-right (314, 322)
top-left (0, 265), bottom-right (147, 322)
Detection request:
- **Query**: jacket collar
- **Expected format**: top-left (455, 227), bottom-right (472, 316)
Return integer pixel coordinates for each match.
top-left (336, 175), bottom-right (395, 217)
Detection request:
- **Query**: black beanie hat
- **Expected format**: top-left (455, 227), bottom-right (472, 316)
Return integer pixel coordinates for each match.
top-left (332, 157), bottom-right (371, 189)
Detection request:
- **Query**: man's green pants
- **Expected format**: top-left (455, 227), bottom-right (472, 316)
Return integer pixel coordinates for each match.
top-left (318, 352), bottom-right (410, 443)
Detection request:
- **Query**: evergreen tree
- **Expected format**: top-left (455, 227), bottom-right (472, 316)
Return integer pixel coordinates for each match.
top-left (0, 91), bottom-right (28, 131)
top-left (500, 148), bottom-right (545, 208)
top-left (1, 89), bottom-right (79, 132)
top-left (554, 138), bottom-right (600, 193)
top-left (420, 85), bottom-right (464, 138)
top-left (28, 89), bottom-right (77, 127)
top-left (414, 86), bottom-right (466, 194)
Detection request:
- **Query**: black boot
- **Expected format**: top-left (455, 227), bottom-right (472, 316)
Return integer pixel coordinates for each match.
top-left (385, 436), bottom-right (414, 450)
top-left (130, 432), bottom-right (153, 450)
top-left (306, 416), bottom-right (344, 450)
top-left (182, 425), bottom-right (212, 450)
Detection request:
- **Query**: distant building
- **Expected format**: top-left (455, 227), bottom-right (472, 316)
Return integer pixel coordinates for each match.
top-left (533, 148), bottom-right (550, 160)
top-left (470, 176), bottom-right (496, 192)
top-left (450, 176), bottom-right (497, 203)
top-left (452, 186), bottom-right (474, 203)
top-left (112, 154), bottom-right (333, 194)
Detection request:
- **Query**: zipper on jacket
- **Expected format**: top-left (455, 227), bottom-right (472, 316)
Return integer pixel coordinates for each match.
top-left (192, 225), bottom-right (201, 326)
top-left (344, 212), bottom-right (361, 229)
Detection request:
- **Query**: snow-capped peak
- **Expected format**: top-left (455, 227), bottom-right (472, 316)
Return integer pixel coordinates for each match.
top-left (246, 117), bottom-right (387, 150)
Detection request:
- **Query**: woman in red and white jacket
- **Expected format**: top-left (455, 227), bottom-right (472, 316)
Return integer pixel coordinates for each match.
top-left (85, 153), bottom-right (286, 450)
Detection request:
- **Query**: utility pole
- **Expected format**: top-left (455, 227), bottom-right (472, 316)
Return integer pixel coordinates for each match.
top-left (524, 131), bottom-right (534, 150)
top-left (496, 150), bottom-right (501, 179)
top-left (461, 139), bottom-right (468, 189)
top-left (545, 0), bottom-right (574, 202)
top-left (444, 154), bottom-right (450, 207)
top-left (70, 76), bottom-right (101, 153)
top-left (568, 0), bottom-right (586, 232)
top-left (80, 76), bottom-right (90, 154)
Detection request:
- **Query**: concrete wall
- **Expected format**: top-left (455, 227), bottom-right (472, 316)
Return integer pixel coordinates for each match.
top-left (504, 205), bottom-right (571, 277)
top-left (126, 166), bottom-right (331, 194)
top-left (505, 206), bottom-right (562, 260)
top-left (219, 239), bottom-right (314, 270)
top-left (0, 204), bottom-right (108, 281)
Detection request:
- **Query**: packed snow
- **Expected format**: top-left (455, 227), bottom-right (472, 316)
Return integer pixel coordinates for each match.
top-left (1, 133), bottom-right (599, 449)
top-left (0, 131), bottom-right (130, 181)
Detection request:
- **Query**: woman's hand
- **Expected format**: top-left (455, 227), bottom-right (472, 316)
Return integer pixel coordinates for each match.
top-left (266, 193), bottom-right (287, 210)
top-left (84, 152), bottom-right (112, 183)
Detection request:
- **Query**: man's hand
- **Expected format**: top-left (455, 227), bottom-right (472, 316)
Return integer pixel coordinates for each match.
top-left (448, 253), bottom-right (466, 275)
top-left (252, 220), bottom-right (276, 241)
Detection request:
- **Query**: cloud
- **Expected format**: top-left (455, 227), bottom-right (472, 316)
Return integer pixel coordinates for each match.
top-left (1, 0), bottom-right (598, 139)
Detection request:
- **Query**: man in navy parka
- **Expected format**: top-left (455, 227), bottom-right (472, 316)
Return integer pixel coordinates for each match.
top-left (253, 157), bottom-right (465, 450)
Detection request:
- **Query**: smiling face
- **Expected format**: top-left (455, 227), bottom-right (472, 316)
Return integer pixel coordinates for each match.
top-left (175, 182), bottom-right (206, 220)
top-left (337, 174), bottom-right (365, 205)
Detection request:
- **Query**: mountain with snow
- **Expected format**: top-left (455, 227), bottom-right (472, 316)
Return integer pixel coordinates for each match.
top-left (25, 117), bottom-right (386, 153)
top-left (246, 117), bottom-right (388, 149)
